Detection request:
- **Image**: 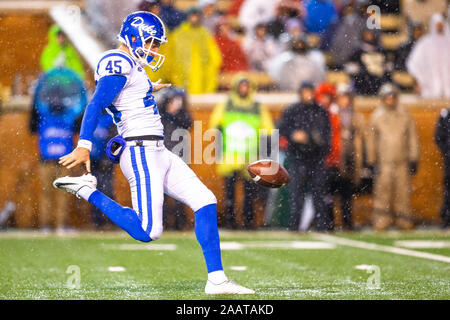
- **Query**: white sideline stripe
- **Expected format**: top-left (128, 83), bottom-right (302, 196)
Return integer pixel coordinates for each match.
top-left (106, 244), bottom-right (177, 251)
top-left (394, 240), bottom-right (450, 248)
top-left (220, 241), bottom-right (335, 250)
top-left (291, 241), bottom-right (335, 249)
top-left (247, 241), bottom-right (336, 249)
top-left (108, 266), bottom-right (126, 272)
top-left (314, 233), bottom-right (450, 264)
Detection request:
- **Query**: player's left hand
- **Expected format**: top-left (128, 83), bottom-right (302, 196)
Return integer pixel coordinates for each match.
top-left (152, 79), bottom-right (171, 92)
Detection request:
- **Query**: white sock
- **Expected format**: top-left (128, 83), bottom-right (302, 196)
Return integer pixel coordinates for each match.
top-left (77, 186), bottom-right (95, 201)
top-left (208, 270), bottom-right (228, 284)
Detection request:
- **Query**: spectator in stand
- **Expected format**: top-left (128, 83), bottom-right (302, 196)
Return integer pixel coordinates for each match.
top-left (159, 88), bottom-right (193, 230)
top-left (159, 88), bottom-right (193, 154)
top-left (227, 0), bottom-right (246, 17)
top-left (215, 18), bottom-right (249, 73)
top-left (285, 18), bottom-right (304, 39)
top-left (238, 0), bottom-right (281, 36)
top-left (199, 0), bottom-right (222, 34)
top-left (29, 68), bottom-right (86, 233)
top-left (268, 35), bottom-right (326, 91)
top-left (303, 0), bottom-right (337, 34)
top-left (40, 25), bottom-right (85, 80)
top-left (209, 76), bottom-right (274, 229)
top-left (333, 83), bottom-right (366, 230)
top-left (402, 0), bottom-right (448, 28)
top-left (333, 0), bottom-right (355, 15)
top-left (406, 13), bottom-right (450, 99)
top-left (153, 7), bottom-right (222, 94)
top-left (366, 84), bottom-right (420, 231)
top-left (330, 2), bottom-right (368, 67)
top-left (159, 0), bottom-right (186, 30)
top-left (346, 28), bottom-right (391, 95)
top-left (394, 22), bottom-right (425, 71)
top-left (435, 107), bottom-right (450, 229)
top-left (266, 0), bottom-right (304, 40)
top-left (138, 0), bottom-right (161, 16)
top-left (242, 23), bottom-right (278, 72)
top-left (371, 0), bottom-right (400, 13)
top-left (315, 83), bottom-right (340, 231)
top-left (278, 82), bottom-right (331, 231)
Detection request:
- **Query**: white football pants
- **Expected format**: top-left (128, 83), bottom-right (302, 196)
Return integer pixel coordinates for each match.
top-left (119, 140), bottom-right (217, 240)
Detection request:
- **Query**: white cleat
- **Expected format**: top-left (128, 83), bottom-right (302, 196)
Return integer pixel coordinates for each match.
top-left (53, 174), bottom-right (97, 199)
top-left (205, 279), bottom-right (255, 295)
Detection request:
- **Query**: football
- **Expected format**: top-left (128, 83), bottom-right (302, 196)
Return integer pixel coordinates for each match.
top-left (247, 159), bottom-right (291, 188)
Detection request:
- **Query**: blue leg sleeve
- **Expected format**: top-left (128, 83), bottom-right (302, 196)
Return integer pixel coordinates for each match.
top-left (194, 204), bottom-right (223, 273)
top-left (88, 190), bottom-right (151, 242)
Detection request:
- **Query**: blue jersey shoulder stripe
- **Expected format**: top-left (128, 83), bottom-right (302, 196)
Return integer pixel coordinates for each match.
top-left (96, 52), bottom-right (136, 74)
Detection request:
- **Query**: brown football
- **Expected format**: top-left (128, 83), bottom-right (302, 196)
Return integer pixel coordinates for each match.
top-left (247, 159), bottom-right (291, 188)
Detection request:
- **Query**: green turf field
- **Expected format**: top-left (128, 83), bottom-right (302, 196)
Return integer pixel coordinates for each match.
top-left (0, 230), bottom-right (449, 299)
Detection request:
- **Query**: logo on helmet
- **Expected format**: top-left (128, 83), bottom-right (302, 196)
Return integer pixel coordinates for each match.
top-left (131, 16), bottom-right (157, 36)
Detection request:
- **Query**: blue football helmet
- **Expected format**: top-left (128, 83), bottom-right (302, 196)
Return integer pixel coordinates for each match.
top-left (117, 11), bottom-right (167, 71)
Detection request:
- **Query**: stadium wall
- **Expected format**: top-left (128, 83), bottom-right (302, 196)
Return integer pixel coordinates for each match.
top-left (0, 101), bottom-right (445, 229)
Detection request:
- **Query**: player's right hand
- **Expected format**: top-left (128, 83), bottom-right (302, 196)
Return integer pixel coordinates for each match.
top-left (59, 147), bottom-right (91, 172)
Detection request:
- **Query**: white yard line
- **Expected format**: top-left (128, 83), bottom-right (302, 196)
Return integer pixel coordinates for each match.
top-left (245, 241), bottom-right (336, 249)
top-left (220, 241), bottom-right (336, 250)
top-left (104, 243), bottom-right (177, 251)
top-left (394, 240), bottom-right (450, 248)
top-left (313, 233), bottom-right (450, 264)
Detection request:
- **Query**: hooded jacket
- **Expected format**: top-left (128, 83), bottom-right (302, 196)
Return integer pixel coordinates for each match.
top-left (315, 82), bottom-right (341, 168)
top-left (366, 104), bottom-right (420, 166)
top-left (215, 23), bottom-right (249, 72)
top-left (278, 99), bottom-right (331, 164)
top-left (40, 25), bottom-right (85, 80)
top-left (209, 76), bottom-right (274, 176)
top-left (407, 14), bottom-right (450, 98)
top-left (30, 68), bottom-right (86, 161)
top-left (150, 21), bottom-right (222, 94)
top-left (435, 108), bottom-right (450, 169)
top-left (303, 0), bottom-right (337, 34)
top-left (347, 31), bottom-right (389, 96)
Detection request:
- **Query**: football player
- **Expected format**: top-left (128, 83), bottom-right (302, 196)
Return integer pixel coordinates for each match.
top-left (53, 11), bottom-right (254, 295)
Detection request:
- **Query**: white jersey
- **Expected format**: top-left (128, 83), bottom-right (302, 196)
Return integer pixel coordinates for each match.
top-left (95, 49), bottom-right (164, 138)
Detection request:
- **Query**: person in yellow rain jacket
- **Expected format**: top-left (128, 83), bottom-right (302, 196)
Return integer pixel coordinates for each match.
top-left (209, 75), bottom-right (274, 229)
top-left (40, 25), bottom-right (85, 80)
top-left (149, 7), bottom-right (222, 93)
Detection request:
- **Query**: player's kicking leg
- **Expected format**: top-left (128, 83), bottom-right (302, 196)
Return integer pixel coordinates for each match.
top-left (53, 173), bottom-right (152, 241)
top-left (54, 148), bottom-right (254, 294)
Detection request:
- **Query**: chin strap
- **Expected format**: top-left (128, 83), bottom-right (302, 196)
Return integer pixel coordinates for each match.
top-left (130, 36), bottom-right (166, 71)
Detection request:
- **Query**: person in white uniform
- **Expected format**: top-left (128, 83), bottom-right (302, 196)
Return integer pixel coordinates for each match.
top-left (53, 11), bottom-right (254, 295)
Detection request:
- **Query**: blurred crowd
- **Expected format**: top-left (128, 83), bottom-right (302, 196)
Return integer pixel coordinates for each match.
top-left (85, 0), bottom-right (450, 98)
top-left (208, 76), bottom-right (405, 231)
top-left (1, 0), bottom-right (450, 233)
